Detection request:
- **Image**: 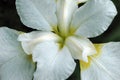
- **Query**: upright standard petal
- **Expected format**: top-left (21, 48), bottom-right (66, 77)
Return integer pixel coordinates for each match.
top-left (56, 0), bottom-right (77, 36)
top-left (0, 27), bottom-right (35, 80)
top-left (16, 0), bottom-right (57, 31)
top-left (80, 42), bottom-right (120, 80)
top-left (32, 42), bottom-right (76, 80)
top-left (65, 36), bottom-right (96, 62)
top-left (70, 0), bottom-right (117, 38)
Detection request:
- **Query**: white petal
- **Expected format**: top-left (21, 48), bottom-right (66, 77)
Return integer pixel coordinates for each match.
top-left (18, 31), bottom-right (62, 54)
top-left (81, 42), bottom-right (120, 80)
top-left (32, 42), bottom-right (76, 80)
top-left (65, 36), bottom-right (96, 62)
top-left (56, 0), bottom-right (77, 36)
top-left (0, 27), bottom-right (21, 64)
top-left (0, 27), bottom-right (35, 80)
top-left (0, 54), bottom-right (35, 80)
top-left (16, 0), bottom-right (57, 31)
top-left (70, 0), bottom-right (117, 38)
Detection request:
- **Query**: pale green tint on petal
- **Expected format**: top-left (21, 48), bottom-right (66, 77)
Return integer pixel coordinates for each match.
top-left (0, 27), bottom-right (22, 65)
top-left (0, 54), bottom-right (35, 80)
top-left (56, 0), bottom-right (77, 36)
top-left (32, 42), bottom-right (76, 80)
top-left (18, 31), bottom-right (62, 55)
top-left (16, 0), bottom-right (57, 31)
top-left (71, 0), bottom-right (117, 38)
top-left (65, 36), bottom-right (96, 62)
top-left (81, 42), bottom-right (120, 80)
top-left (0, 27), bottom-right (35, 80)
top-left (76, 0), bottom-right (88, 3)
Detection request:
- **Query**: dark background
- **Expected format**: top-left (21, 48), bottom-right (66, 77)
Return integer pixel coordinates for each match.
top-left (0, 0), bottom-right (120, 80)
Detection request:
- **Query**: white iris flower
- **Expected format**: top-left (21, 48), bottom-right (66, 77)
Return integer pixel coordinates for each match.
top-left (0, 0), bottom-right (119, 80)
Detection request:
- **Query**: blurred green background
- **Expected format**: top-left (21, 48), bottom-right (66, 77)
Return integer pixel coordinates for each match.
top-left (0, 0), bottom-right (120, 80)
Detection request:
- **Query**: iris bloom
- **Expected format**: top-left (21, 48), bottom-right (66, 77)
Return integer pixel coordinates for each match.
top-left (0, 0), bottom-right (119, 80)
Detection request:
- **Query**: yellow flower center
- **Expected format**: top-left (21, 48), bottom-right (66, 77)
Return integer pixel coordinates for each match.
top-left (80, 44), bottom-right (103, 71)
